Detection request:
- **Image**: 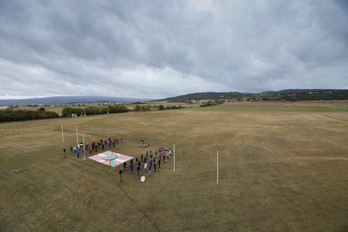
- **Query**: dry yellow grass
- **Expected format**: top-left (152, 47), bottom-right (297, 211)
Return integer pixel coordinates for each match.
top-left (0, 102), bottom-right (347, 231)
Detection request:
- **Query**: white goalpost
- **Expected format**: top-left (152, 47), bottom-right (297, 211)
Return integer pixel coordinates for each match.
top-left (76, 126), bottom-right (78, 145)
top-left (217, 150), bottom-right (219, 185)
top-left (83, 133), bottom-right (86, 160)
top-left (61, 125), bottom-right (64, 142)
top-left (173, 144), bottom-right (176, 173)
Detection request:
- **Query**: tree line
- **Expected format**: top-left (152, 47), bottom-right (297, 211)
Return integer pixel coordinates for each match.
top-left (0, 108), bottom-right (59, 122)
top-left (162, 89), bottom-right (348, 102)
top-left (0, 103), bottom-right (184, 122)
top-left (134, 104), bottom-right (183, 111)
top-left (62, 105), bottom-right (129, 117)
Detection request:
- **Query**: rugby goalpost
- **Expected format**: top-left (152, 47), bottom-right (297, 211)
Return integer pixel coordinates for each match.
top-left (76, 126), bottom-right (78, 145)
top-left (61, 125), bottom-right (64, 142)
top-left (173, 144), bottom-right (176, 173)
top-left (83, 133), bottom-right (86, 160)
top-left (217, 150), bottom-right (219, 185)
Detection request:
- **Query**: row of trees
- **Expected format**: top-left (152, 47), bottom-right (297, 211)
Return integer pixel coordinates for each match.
top-left (163, 90), bottom-right (348, 102)
top-left (62, 105), bottom-right (129, 117)
top-left (0, 108), bottom-right (59, 122)
top-left (0, 103), bottom-right (184, 122)
top-left (200, 100), bottom-right (224, 107)
top-left (134, 104), bottom-right (183, 111)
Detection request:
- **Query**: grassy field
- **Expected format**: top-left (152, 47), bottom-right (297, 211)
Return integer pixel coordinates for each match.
top-left (0, 102), bottom-right (347, 231)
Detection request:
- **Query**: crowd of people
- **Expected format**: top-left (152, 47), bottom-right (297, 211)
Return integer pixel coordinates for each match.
top-left (64, 136), bottom-right (173, 180)
top-left (122, 148), bottom-right (173, 178)
top-left (67, 137), bottom-right (124, 158)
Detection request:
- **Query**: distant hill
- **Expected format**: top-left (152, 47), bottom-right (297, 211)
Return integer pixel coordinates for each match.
top-left (162, 89), bottom-right (348, 102)
top-left (0, 96), bottom-right (153, 105)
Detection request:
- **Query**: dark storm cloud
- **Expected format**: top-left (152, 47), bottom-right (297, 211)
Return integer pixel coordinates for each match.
top-left (0, 0), bottom-right (347, 99)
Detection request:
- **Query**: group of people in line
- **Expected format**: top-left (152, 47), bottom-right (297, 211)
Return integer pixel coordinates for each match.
top-left (123, 148), bottom-right (173, 177)
top-left (63, 136), bottom-right (173, 179)
top-left (67, 137), bottom-right (124, 158)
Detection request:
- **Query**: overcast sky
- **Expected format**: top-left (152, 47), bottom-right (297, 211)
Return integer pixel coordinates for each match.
top-left (0, 0), bottom-right (347, 99)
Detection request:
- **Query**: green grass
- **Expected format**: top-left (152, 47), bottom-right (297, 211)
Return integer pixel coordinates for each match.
top-left (194, 102), bottom-right (348, 113)
top-left (0, 102), bottom-right (347, 231)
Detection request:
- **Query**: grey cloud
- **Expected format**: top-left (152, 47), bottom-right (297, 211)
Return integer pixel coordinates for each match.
top-left (0, 0), bottom-right (347, 99)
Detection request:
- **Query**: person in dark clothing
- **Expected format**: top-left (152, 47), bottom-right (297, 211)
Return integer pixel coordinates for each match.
top-left (130, 162), bottom-right (134, 174)
top-left (95, 146), bottom-right (98, 152)
top-left (123, 161), bottom-right (127, 171)
top-left (141, 154), bottom-right (144, 162)
top-left (70, 147), bottom-right (73, 153)
top-left (158, 159), bottom-right (161, 169)
top-left (154, 160), bottom-right (157, 173)
top-left (102, 144), bottom-right (104, 150)
top-left (137, 164), bottom-right (140, 176)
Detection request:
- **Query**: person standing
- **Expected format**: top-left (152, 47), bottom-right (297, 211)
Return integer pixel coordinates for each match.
top-left (154, 159), bottom-right (157, 173)
top-left (141, 154), bottom-right (144, 163)
top-left (158, 158), bottom-right (161, 169)
top-left (130, 161), bottom-right (134, 174)
top-left (149, 155), bottom-right (153, 170)
top-left (123, 161), bottom-right (127, 171)
top-left (76, 150), bottom-right (80, 158)
top-left (137, 163), bottom-right (141, 176)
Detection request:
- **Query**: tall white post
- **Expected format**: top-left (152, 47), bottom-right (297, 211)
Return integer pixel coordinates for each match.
top-left (76, 126), bottom-right (78, 145)
top-left (173, 144), bottom-right (176, 173)
top-left (217, 151), bottom-right (219, 185)
top-left (61, 125), bottom-right (64, 142)
top-left (83, 133), bottom-right (86, 160)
